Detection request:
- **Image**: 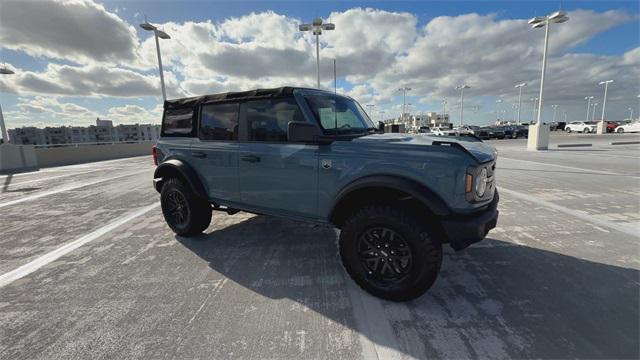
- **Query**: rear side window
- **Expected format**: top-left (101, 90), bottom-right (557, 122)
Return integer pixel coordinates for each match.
top-left (162, 108), bottom-right (193, 136)
top-left (200, 103), bottom-right (239, 141)
top-left (243, 98), bottom-right (303, 142)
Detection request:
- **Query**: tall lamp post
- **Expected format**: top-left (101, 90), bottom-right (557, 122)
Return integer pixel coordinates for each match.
top-left (629, 107), bottom-right (634, 121)
top-left (527, 10), bottom-right (569, 150)
top-left (0, 67), bottom-right (14, 144)
top-left (299, 18), bottom-right (335, 88)
top-left (515, 82), bottom-right (527, 125)
top-left (597, 80), bottom-right (614, 134)
top-left (441, 98), bottom-right (447, 123)
top-left (584, 96), bottom-right (594, 121)
top-left (397, 87), bottom-right (411, 121)
top-left (495, 99), bottom-right (503, 121)
top-left (530, 97), bottom-right (538, 123)
top-left (456, 84), bottom-right (470, 126)
top-left (551, 104), bottom-right (558, 123)
top-left (591, 103), bottom-right (598, 121)
top-left (140, 20), bottom-right (171, 101)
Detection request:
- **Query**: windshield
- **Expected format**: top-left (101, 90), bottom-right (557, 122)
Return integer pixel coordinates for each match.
top-left (305, 94), bottom-right (375, 135)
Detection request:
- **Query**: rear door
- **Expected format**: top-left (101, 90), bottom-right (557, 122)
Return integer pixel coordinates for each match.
top-left (190, 102), bottom-right (240, 202)
top-left (237, 97), bottom-right (319, 219)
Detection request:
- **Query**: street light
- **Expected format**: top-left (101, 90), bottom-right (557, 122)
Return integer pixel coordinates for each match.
top-left (530, 97), bottom-right (539, 122)
top-left (456, 84), bottom-right (470, 126)
top-left (591, 103), bottom-right (598, 121)
top-left (629, 107), bottom-right (634, 120)
top-left (514, 82), bottom-right (527, 125)
top-left (140, 19), bottom-right (171, 101)
top-left (299, 18), bottom-right (335, 88)
top-left (0, 66), bottom-right (14, 144)
top-left (366, 104), bottom-right (375, 118)
top-left (495, 99), bottom-right (503, 121)
top-left (551, 104), bottom-right (558, 123)
top-left (441, 98), bottom-right (447, 123)
top-left (528, 10), bottom-right (569, 150)
top-left (598, 80), bottom-right (614, 134)
top-left (584, 96), bottom-right (594, 121)
top-left (397, 87), bottom-right (411, 121)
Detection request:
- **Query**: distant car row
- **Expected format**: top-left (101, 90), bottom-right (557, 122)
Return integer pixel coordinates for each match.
top-left (428, 125), bottom-right (529, 139)
top-left (551, 120), bottom-right (640, 133)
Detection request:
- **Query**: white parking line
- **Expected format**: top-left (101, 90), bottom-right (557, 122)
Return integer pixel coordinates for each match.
top-left (499, 187), bottom-right (640, 238)
top-left (0, 203), bottom-right (159, 288)
top-left (499, 157), bottom-right (621, 175)
top-left (4, 169), bottom-right (104, 188)
top-left (0, 169), bottom-right (149, 209)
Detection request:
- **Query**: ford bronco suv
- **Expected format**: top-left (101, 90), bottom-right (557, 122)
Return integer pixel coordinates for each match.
top-left (153, 87), bottom-right (498, 301)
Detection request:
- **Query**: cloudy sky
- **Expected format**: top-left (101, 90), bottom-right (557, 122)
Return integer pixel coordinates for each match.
top-left (0, 0), bottom-right (638, 133)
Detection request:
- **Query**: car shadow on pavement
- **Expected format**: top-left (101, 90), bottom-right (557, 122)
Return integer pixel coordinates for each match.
top-left (176, 215), bottom-right (639, 359)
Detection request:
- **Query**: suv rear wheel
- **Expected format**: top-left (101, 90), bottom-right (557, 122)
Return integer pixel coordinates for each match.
top-left (161, 178), bottom-right (212, 236)
top-left (339, 205), bottom-right (442, 301)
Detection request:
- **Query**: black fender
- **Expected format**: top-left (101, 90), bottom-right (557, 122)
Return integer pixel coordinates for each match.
top-left (153, 159), bottom-right (208, 199)
top-left (329, 175), bottom-right (451, 225)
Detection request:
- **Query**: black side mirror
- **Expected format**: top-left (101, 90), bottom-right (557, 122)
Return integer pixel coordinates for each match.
top-left (378, 121), bottom-right (385, 133)
top-left (288, 121), bottom-right (332, 144)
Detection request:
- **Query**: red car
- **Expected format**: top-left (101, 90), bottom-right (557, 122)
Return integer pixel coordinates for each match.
top-left (607, 121), bottom-right (621, 133)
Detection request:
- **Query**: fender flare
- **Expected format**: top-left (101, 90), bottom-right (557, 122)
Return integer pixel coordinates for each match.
top-left (153, 159), bottom-right (208, 199)
top-left (329, 175), bottom-right (451, 222)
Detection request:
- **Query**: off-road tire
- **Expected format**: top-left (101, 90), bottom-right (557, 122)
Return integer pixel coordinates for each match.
top-left (339, 205), bottom-right (443, 301)
top-left (161, 178), bottom-right (212, 236)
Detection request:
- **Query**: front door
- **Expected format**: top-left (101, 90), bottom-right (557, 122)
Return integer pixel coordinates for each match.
top-left (237, 98), bottom-right (319, 219)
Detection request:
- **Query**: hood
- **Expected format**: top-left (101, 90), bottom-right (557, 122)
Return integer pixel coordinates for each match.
top-left (351, 133), bottom-right (497, 163)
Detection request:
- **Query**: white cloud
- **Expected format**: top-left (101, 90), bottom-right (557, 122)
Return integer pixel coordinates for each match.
top-left (0, 0), bottom-right (139, 64)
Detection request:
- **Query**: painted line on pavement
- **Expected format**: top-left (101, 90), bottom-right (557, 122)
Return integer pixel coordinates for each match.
top-left (0, 155), bottom-right (150, 180)
top-left (0, 202), bottom-right (160, 288)
top-left (499, 157), bottom-right (622, 176)
top-left (6, 169), bottom-right (104, 187)
top-left (0, 169), bottom-right (149, 209)
top-left (557, 143), bottom-right (592, 148)
top-left (499, 187), bottom-right (639, 238)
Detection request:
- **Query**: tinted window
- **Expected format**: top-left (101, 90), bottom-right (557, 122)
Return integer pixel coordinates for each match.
top-left (200, 103), bottom-right (238, 141)
top-left (244, 98), bottom-right (303, 142)
top-left (305, 95), bottom-right (374, 135)
top-left (163, 108), bottom-right (193, 135)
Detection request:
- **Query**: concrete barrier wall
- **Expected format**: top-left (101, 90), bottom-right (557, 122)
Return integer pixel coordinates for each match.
top-left (36, 141), bottom-right (154, 167)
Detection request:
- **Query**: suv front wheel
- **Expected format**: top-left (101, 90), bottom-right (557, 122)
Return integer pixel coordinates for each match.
top-left (339, 205), bottom-right (443, 301)
top-left (161, 178), bottom-right (212, 236)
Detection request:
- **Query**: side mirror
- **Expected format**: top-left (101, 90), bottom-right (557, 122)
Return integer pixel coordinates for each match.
top-left (288, 121), bottom-right (332, 144)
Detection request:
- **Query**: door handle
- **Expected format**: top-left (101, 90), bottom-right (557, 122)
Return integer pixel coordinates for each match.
top-left (240, 154), bottom-right (261, 163)
top-left (192, 151), bottom-right (207, 158)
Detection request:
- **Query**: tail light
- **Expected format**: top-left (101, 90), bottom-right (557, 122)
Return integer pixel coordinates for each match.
top-left (152, 145), bottom-right (158, 166)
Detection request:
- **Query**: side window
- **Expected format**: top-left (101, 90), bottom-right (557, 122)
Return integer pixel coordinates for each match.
top-left (162, 108), bottom-right (193, 136)
top-left (200, 103), bottom-right (239, 141)
top-left (244, 98), bottom-right (304, 142)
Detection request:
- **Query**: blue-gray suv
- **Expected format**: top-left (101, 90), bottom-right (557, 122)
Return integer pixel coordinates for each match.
top-left (153, 87), bottom-right (498, 301)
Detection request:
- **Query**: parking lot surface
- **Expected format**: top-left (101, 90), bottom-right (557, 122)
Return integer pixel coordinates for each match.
top-left (1, 134), bottom-right (638, 359)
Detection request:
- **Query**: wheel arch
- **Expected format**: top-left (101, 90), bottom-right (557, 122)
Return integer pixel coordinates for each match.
top-left (329, 175), bottom-right (452, 229)
top-left (154, 159), bottom-right (208, 200)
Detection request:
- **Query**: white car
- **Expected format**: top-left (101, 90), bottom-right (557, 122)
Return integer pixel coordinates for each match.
top-left (615, 121), bottom-right (640, 133)
top-left (565, 121), bottom-right (597, 133)
top-left (432, 127), bottom-right (456, 136)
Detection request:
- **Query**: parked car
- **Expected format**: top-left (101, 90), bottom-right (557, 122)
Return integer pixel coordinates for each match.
top-left (555, 121), bottom-right (566, 131)
top-left (475, 127), bottom-right (491, 140)
top-left (485, 127), bottom-right (505, 139)
top-left (153, 86), bottom-right (499, 301)
top-left (432, 127), bottom-right (457, 136)
top-left (606, 121), bottom-right (622, 133)
top-left (498, 126), bottom-right (514, 138)
top-left (417, 126), bottom-right (431, 133)
top-left (565, 121), bottom-right (597, 133)
top-left (455, 125), bottom-right (481, 136)
top-left (512, 125), bottom-right (529, 138)
top-left (615, 121), bottom-right (640, 133)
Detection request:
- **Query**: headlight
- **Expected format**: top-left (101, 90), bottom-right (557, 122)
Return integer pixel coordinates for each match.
top-left (475, 167), bottom-right (488, 197)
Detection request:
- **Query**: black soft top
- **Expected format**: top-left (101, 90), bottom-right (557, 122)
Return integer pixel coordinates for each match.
top-left (164, 86), bottom-right (310, 110)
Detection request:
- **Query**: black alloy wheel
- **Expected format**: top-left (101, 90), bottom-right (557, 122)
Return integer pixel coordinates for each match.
top-left (357, 227), bottom-right (412, 282)
top-left (165, 189), bottom-right (189, 228)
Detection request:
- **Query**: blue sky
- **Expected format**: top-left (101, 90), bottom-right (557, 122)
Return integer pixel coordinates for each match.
top-left (0, 0), bottom-right (638, 132)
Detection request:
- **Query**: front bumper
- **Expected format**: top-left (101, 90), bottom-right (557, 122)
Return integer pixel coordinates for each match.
top-left (441, 190), bottom-right (499, 251)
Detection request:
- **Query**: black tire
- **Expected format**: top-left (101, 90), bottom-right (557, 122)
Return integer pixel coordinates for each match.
top-left (160, 178), bottom-right (212, 236)
top-left (338, 205), bottom-right (443, 301)
top-left (583, 128), bottom-right (590, 133)
top-left (617, 128), bottom-right (624, 133)
top-left (566, 127), bottom-right (572, 133)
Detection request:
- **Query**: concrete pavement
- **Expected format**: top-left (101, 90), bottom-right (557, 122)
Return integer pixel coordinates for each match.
top-left (0, 142), bottom-right (638, 359)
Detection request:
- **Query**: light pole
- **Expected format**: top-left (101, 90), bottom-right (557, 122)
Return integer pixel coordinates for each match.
top-left (397, 87), bottom-right (411, 121)
top-left (0, 67), bottom-right (14, 144)
top-left (629, 107), bottom-right (634, 120)
top-left (530, 97), bottom-right (538, 122)
top-left (528, 10), bottom-right (569, 150)
top-left (299, 18), bottom-right (335, 88)
top-left (456, 84), bottom-right (470, 126)
top-left (591, 103), bottom-right (598, 121)
top-left (140, 19), bottom-right (171, 101)
top-left (495, 99), bottom-right (503, 121)
top-left (441, 98), bottom-right (447, 123)
top-left (515, 82), bottom-right (527, 125)
top-left (551, 104), bottom-right (558, 123)
top-left (366, 104), bottom-right (375, 118)
top-left (597, 80), bottom-right (614, 134)
top-left (584, 96), bottom-right (594, 121)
